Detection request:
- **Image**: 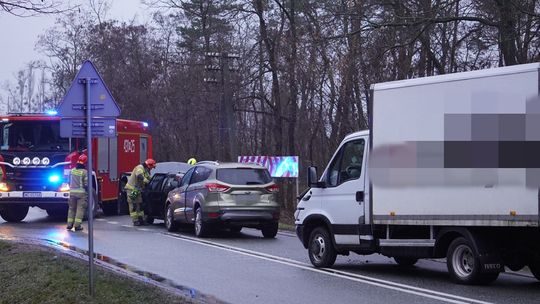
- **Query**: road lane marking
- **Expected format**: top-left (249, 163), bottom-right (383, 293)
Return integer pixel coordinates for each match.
top-left (121, 225), bottom-right (132, 228)
top-left (137, 228), bottom-right (151, 232)
top-left (96, 219), bottom-right (106, 221)
top-left (163, 232), bottom-right (493, 304)
top-left (107, 221), bottom-right (119, 225)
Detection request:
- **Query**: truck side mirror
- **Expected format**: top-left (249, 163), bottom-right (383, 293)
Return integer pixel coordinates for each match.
top-left (307, 166), bottom-right (323, 188)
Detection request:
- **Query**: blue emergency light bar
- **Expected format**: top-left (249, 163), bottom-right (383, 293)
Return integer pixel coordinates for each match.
top-left (45, 109), bottom-right (58, 116)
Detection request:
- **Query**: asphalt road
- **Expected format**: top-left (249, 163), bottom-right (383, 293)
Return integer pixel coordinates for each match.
top-left (1, 207), bottom-right (539, 304)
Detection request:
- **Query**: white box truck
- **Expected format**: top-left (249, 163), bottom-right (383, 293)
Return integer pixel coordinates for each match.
top-left (295, 63), bottom-right (540, 284)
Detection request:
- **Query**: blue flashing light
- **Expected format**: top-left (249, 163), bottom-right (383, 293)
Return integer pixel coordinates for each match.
top-left (46, 109), bottom-right (58, 116)
top-left (48, 175), bottom-right (60, 183)
top-left (142, 122), bottom-right (149, 127)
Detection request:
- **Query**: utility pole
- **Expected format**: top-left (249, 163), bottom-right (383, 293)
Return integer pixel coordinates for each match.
top-left (204, 52), bottom-right (239, 162)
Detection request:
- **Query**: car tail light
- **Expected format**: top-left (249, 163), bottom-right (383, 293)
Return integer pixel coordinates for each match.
top-left (266, 184), bottom-right (279, 193)
top-left (58, 183), bottom-right (70, 192)
top-left (205, 183), bottom-right (230, 193)
top-left (207, 212), bottom-right (220, 219)
top-left (0, 182), bottom-right (8, 192)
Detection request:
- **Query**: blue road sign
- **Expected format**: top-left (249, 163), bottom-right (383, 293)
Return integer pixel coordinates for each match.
top-left (57, 60), bottom-right (120, 118)
top-left (60, 118), bottom-right (117, 138)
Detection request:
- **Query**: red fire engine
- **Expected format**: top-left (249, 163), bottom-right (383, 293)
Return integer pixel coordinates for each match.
top-left (0, 113), bottom-right (152, 222)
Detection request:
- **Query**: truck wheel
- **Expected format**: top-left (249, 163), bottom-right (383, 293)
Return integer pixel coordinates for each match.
top-left (165, 203), bottom-right (178, 232)
top-left (528, 260), bottom-right (540, 281)
top-left (46, 207), bottom-right (68, 219)
top-left (102, 202), bottom-right (118, 216)
top-left (394, 257), bottom-right (418, 267)
top-left (261, 222), bottom-right (278, 238)
top-left (0, 205), bottom-right (29, 222)
top-left (308, 227), bottom-right (337, 268)
top-left (117, 192), bottom-right (128, 215)
top-left (447, 237), bottom-right (493, 284)
top-left (194, 207), bottom-right (210, 238)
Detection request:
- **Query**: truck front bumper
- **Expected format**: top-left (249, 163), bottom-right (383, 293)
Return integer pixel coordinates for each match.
top-left (0, 191), bottom-right (69, 204)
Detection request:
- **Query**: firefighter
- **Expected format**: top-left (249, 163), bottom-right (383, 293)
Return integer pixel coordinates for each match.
top-left (125, 158), bottom-right (156, 226)
top-left (67, 154), bottom-right (88, 231)
top-left (187, 158), bottom-right (197, 165)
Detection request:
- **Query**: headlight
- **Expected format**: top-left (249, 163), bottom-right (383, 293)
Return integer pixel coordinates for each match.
top-left (41, 157), bottom-right (50, 166)
top-left (13, 157), bottom-right (20, 166)
top-left (32, 157), bottom-right (40, 165)
top-left (0, 182), bottom-right (8, 192)
top-left (22, 157), bottom-right (31, 166)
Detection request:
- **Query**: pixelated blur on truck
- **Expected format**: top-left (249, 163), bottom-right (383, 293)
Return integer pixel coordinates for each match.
top-left (0, 113), bottom-right (152, 222)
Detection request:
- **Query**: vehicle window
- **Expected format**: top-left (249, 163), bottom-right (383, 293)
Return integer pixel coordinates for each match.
top-left (217, 168), bottom-right (272, 185)
top-left (181, 168), bottom-right (195, 187)
top-left (149, 174), bottom-right (166, 190)
top-left (0, 121), bottom-right (69, 152)
top-left (190, 167), bottom-right (212, 184)
top-left (326, 139), bottom-right (365, 187)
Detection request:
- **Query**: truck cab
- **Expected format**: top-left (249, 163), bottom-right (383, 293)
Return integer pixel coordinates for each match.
top-left (295, 130), bottom-right (371, 266)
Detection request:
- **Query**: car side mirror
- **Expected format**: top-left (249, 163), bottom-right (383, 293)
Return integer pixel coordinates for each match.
top-left (307, 166), bottom-right (324, 188)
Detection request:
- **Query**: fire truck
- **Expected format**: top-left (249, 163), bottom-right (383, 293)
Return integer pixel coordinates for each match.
top-left (0, 112), bottom-right (152, 222)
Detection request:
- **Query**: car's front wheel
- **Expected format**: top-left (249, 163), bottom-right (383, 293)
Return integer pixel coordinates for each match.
top-left (165, 203), bottom-right (178, 232)
top-left (308, 227), bottom-right (337, 268)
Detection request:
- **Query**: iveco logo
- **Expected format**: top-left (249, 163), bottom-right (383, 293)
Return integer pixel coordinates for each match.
top-left (484, 263), bottom-right (501, 270)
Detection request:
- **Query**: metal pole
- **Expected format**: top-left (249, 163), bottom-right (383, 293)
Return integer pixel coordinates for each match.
top-left (85, 77), bottom-right (95, 297)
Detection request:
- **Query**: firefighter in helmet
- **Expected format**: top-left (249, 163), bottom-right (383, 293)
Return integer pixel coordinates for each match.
top-left (67, 154), bottom-right (88, 231)
top-left (125, 158), bottom-right (156, 226)
top-left (187, 158), bottom-right (197, 165)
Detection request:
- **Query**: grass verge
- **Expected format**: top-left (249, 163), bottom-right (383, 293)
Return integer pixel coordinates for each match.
top-left (0, 241), bottom-right (193, 304)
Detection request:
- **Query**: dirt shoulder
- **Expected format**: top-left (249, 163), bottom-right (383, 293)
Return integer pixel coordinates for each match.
top-left (0, 240), bottom-right (194, 304)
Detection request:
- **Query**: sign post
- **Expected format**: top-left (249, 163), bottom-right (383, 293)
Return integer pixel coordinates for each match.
top-left (57, 61), bottom-right (121, 296)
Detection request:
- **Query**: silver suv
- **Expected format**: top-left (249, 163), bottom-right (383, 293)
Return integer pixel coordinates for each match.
top-left (165, 162), bottom-right (280, 238)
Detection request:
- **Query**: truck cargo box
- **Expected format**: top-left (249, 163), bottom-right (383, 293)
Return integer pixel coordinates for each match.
top-left (370, 63), bottom-right (540, 227)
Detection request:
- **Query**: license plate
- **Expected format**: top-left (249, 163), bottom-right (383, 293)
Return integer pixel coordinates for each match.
top-left (235, 194), bottom-right (259, 203)
top-left (23, 192), bottom-right (42, 198)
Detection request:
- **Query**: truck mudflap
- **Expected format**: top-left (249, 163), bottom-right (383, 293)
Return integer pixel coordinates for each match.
top-left (479, 253), bottom-right (504, 273)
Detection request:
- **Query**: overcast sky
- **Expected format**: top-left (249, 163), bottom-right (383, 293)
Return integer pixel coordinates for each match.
top-left (0, 0), bottom-right (150, 104)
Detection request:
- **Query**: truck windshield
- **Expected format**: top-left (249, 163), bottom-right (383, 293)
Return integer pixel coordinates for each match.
top-left (0, 121), bottom-right (69, 152)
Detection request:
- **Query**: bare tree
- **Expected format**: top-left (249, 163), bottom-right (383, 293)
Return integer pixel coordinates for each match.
top-left (0, 0), bottom-right (65, 16)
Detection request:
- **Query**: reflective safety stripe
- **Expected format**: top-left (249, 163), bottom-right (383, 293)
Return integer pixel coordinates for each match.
top-left (71, 189), bottom-right (86, 193)
top-left (137, 212), bottom-right (145, 217)
top-left (74, 218), bottom-right (82, 223)
top-left (130, 212), bottom-right (138, 217)
top-left (67, 218), bottom-right (74, 223)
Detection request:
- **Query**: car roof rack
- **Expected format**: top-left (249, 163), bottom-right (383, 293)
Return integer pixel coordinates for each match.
top-left (197, 160), bottom-right (220, 166)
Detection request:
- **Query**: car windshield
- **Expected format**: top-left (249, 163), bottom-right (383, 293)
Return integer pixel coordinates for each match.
top-left (0, 121), bottom-right (69, 152)
top-left (217, 168), bottom-right (272, 185)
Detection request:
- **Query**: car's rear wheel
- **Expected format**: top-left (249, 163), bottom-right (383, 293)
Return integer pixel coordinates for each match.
top-left (0, 205), bottom-right (29, 222)
top-left (194, 207), bottom-right (210, 237)
top-left (261, 222), bottom-right (278, 238)
top-left (308, 227), bottom-right (337, 268)
top-left (165, 203), bottom-right (178, 232)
